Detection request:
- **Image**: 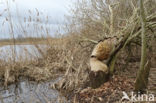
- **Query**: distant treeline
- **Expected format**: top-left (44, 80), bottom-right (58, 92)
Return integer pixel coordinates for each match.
top-left (0, 37), bottom-right (55, 46)
top-left (0, 37), bottom-right (49, 43)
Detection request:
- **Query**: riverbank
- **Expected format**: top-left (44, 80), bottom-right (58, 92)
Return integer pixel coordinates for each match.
top-left (0, 36), bottom-right (155, 103)
top-left (0, 35), bottom-right (155, 103)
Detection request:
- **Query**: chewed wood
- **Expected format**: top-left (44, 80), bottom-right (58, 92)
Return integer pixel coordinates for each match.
top-left (90, 57), bottom-right (108, 72)
top-left (91, 38), bottom-right (116, 61)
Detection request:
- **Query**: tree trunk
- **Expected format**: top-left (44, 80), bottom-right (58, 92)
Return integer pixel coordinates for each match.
top-left (89, 71), bottom-right (109, 88)
top-left (135, 0), bottom-right (151, 93)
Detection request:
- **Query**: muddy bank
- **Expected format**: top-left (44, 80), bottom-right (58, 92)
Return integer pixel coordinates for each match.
top-left (0, 78), bottom-right (68, 103)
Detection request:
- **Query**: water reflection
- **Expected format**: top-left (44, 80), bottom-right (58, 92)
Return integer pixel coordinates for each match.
top-left (0, 78), bottom-right (67, 103)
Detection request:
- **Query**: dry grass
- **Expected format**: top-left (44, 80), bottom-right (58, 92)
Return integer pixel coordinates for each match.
top-left (0, 35), bottom-right (92, 88)
top-left (0, 0), bottom-right (155, 103)
top-left (0, 38), bottom-right (48, 47)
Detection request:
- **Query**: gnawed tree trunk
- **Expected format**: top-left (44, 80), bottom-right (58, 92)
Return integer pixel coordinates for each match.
top-left (89, 71), bottom-right (109, 88)
top-left (88, 3), bottom-right (117, 88)
top-left (88, 18), bottom-right (155, 89)
top-left (135, 0), bottom-right (151, 93)
top-left (88, 32), bottom-right (131, 88)
top-left (88, 15), bottom-right (156, 89)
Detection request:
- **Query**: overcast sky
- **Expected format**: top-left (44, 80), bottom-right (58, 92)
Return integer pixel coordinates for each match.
top-left (0, 0), bottom-right (75, 38)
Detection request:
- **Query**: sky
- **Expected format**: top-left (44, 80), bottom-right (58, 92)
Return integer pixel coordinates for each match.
top-left (0, 0), bottom-right (75, 38)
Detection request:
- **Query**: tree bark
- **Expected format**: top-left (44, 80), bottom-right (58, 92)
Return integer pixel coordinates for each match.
top-left (89, 71), bottom-right (109, 88)
top-left (135, 0), bottom-right (151, 93)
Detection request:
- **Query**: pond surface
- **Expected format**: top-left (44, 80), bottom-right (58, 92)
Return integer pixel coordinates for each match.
top-left (0, 78), bottom-right (67, 103)
top-left (0, 45), bottom-right (68, 103)
top-left (0, 45), bottom-right (49, 61)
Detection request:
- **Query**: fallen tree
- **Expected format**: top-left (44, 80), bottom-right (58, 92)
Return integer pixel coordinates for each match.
top-left (87, 2), bottom-right (156, 88)
top-left (51, 0), bottom-right (156, 95)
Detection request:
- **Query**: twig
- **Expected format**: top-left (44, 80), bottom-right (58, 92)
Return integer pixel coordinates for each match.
top-left (79, 36), bottom-right (98, 44)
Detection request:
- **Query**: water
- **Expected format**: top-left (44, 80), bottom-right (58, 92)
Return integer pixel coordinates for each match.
top-left (0, 78), bottom-right (67, 103)
top-left (0, 45), bottom-right (49, 61)
top-left (0, 45), bottom-right (68, 103)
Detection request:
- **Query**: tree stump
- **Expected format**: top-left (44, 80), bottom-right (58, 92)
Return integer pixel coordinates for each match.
top-left (89, 70), bottom-right (109, 88)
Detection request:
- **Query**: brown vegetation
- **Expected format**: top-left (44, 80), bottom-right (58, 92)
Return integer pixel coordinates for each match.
top-left (0, 37), bottom-right (52, 47)
top-left (0, 0), bottom-right (156, 102)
